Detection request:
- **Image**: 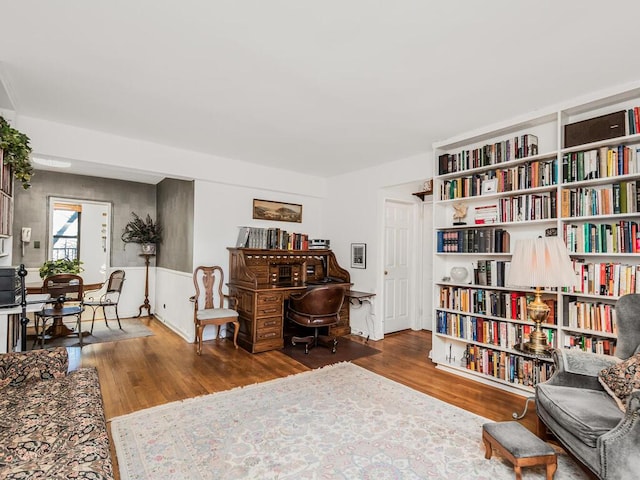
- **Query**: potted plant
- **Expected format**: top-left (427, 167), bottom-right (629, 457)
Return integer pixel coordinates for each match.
top-left (0, 115), bottom-right (34, 190)
top-left (121, 212), bottom-right (162, 254)
top-left (39, 258), bottom-right (84, 279)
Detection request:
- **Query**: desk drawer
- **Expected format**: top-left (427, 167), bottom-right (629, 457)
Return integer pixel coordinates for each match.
top-left (256, 292), bottom-right (283, 317)
top-left (256, 324), bottom-right (282, 342)
top-left (257, 317), bottom-right (281, 330)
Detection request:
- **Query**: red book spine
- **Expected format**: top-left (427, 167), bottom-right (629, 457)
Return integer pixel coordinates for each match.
top-left (510, 292), bottom-right (519, 319)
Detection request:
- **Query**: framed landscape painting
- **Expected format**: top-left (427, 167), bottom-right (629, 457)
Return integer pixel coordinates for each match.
top-left (253, 199), bottom-right (303, 223)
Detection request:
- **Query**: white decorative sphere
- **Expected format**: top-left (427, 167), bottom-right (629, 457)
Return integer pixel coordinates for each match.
top-left (450, 267), bottom-right (468, 283)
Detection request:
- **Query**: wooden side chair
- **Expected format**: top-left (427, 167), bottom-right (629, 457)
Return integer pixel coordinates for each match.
top-left (190, 265), bottom-right (239, 355)
top-left (34, 274), bottom-right (85, 348)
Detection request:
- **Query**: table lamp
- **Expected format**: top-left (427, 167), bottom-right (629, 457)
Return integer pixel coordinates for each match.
top-left (506, 236), bottom-right (576, 354)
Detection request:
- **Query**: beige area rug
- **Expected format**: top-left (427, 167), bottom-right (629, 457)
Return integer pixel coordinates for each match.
top-left (110, 362), bottom-right (588, 480)
top-left (28, 317), bottom-right (153, 349)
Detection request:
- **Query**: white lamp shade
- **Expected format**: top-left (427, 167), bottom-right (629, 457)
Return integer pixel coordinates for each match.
top-left (506, 236), bottom-right (577, 289)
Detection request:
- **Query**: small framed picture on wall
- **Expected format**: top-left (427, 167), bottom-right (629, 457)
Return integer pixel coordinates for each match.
top-left (351, 243), bottom-right (366, 269)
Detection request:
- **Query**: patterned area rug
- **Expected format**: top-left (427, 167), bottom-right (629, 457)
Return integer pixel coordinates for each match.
top-left (110, 363), bottom-right (588, 480)
top-left (28, 318), bottom-right (153, 349)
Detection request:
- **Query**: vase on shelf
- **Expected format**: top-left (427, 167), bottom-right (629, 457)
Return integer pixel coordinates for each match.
top-left (450, 266), bottom-right (468, 283)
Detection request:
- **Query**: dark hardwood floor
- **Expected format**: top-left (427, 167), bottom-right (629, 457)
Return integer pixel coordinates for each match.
top-left (79, 316), bottom-right (575, 479)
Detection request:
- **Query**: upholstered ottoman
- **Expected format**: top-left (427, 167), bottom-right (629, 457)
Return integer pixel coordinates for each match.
top-left (482, 421), bottom-right (557, 480)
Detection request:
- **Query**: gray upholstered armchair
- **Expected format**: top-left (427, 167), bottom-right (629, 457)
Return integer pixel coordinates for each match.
top-left (535, 293), bottom-right (640, 480)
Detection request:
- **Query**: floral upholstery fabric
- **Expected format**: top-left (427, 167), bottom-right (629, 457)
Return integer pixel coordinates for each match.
top-left (599, 352), bottom-right (640, 411)
top-left (0, 346), bottom-right (68, 389)
top-left (0, 348), bottom-right (114, 479)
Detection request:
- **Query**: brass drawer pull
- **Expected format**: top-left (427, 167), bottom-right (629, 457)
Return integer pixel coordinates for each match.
top-left (261, 308), bottom-right (278, 314)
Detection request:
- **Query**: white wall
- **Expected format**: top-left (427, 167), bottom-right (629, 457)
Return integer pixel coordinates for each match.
top-left (16, 115), bottom-right (327, 198)
top-left (324, 152), bottom-right (433, 340)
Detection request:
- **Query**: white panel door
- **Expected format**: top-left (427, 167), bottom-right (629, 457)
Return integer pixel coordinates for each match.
top-left (383, 200), bottom-right (412, 333)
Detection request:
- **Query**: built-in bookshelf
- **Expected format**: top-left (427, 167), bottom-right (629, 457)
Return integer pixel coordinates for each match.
top-left (432, 84), bottom-right (640, 395)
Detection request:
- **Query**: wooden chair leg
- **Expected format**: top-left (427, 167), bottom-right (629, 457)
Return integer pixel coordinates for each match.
top-left (232, 320), bottom-right (239, 348)
top-left (196, 323), bottom-right (203, 355)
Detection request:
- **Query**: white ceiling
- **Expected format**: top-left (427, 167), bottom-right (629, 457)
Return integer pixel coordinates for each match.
top-left (2, 0), bottom-right (640, 180)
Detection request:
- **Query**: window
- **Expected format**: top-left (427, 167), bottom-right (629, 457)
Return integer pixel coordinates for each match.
top-left (52, 203), bottom-right (81, 261)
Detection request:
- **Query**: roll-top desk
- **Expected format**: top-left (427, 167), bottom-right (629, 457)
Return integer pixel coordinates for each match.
top-left (227, 248), bottom-right (351, 353)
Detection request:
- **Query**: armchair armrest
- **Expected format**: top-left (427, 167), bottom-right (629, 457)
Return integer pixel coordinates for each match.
top-left (224, 294), bottom-right (238, 310)
top-left (546, 349), bottom-right (620, 390)
top-left (0, 347), bottom-right (69, 390)
top-left (599, 390), bottom-right (640, 479)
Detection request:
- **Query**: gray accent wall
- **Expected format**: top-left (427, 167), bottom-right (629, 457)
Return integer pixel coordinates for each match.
top-left (156, 178), bottom-right (194, 274)
top-left (13, 170), bottom-right (157, 269)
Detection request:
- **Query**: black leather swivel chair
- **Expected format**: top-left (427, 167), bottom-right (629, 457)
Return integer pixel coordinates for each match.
top-left (286, 285), bottom-right (345, 354)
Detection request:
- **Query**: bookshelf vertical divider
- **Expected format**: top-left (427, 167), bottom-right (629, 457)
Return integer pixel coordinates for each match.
top-left (431, 84), bottom-right (640, 396)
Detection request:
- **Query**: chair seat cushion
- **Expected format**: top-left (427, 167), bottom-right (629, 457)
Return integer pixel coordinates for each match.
top-left (197, 308), bottom-right (238, 321)
top-left (537, 384), bottom-right (623, 447)
top-left (287, 310), bottom-right (338, 327)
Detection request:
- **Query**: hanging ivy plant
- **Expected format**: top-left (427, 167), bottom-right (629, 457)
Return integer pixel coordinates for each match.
top-left (0, 115), bottom-right (33, 189)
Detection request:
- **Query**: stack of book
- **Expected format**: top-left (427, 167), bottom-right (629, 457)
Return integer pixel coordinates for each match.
top-left (474, 204), bottom-right (498, 224)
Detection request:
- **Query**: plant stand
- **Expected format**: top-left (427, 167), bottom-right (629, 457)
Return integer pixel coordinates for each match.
top-left (137, 253), bottom-right (154, 317)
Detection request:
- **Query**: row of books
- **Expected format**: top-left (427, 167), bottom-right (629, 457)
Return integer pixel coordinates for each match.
top-left (438, 134), bottom-right (539, 175)
top-left (497, 192), bottom-right (556, 222)
top-left (561, 145), bottom-right (640, 183)
top-left (236, 226), bottom-right (310, 250)
top-left (436, 310), bottom-right (556, 349)
top-left (473, 260), bottom-right (510, 287)
top-left (563, 335), bottom-right (616, 355)
top-left (563, 221), bottom-right (640, 254)
top-left (627, 107), bottom-right (640, 135)
top-left (439, 159), bottom-right (556, 200)
top-left (437, 228), bottom-right (510, 253)
top-left (464, 345), bottom-right (554, 387)
top-left (439, 287), bottom-right (557, 323)
top-left (474, 204), bottom-right (499, 224)
top-left (565, 300), bottom-right (617, 334)
top-left (560, 181), bottom-right (639, 217)
top-left (569, 260), bottom-right (640, 297)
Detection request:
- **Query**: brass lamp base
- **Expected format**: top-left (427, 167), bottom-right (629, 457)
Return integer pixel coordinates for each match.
top-left (522, 287), bottom-right (552, 354)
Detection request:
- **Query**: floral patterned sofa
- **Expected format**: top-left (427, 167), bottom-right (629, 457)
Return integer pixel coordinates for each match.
top-left (0, 347), bottom-right (114, 479)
